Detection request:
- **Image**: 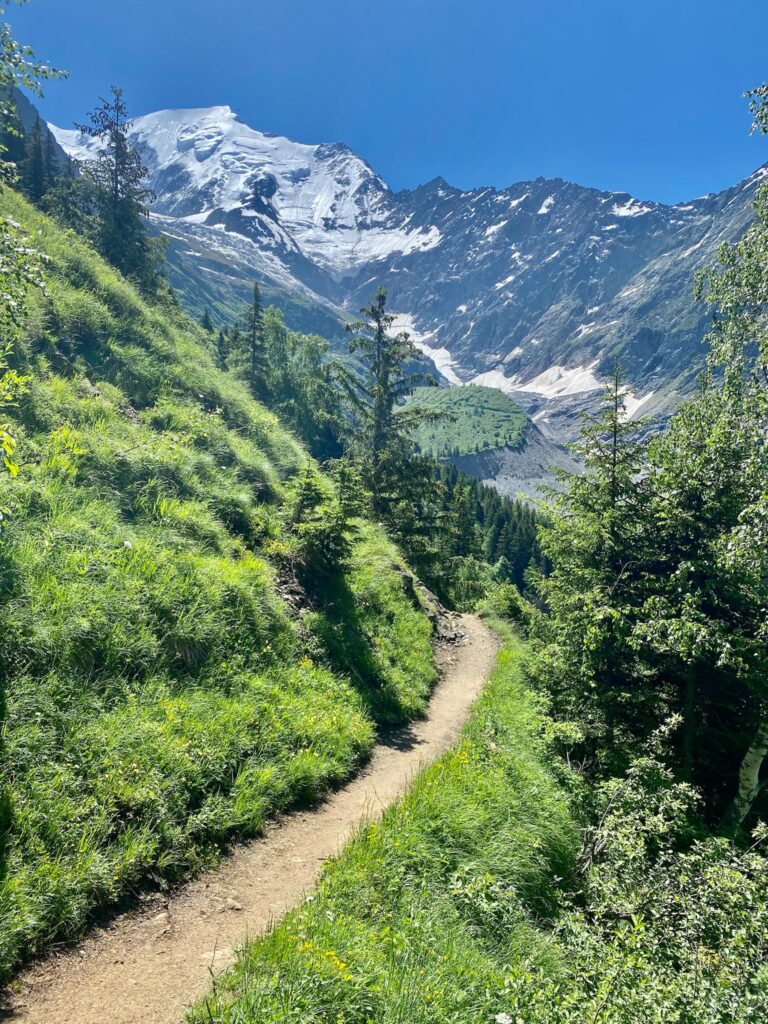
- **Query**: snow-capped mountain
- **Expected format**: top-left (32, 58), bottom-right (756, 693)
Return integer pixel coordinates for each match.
top-left (50, 105), bottom-right (766, 440)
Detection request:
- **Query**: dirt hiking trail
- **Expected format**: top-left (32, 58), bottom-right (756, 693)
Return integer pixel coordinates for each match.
top-left (5, 613), bottom-right (499, 1024)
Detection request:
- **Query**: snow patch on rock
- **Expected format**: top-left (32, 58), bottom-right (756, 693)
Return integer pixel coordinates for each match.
top-left (514, 362), bottom-right (603, 398)
top-left (621, 389), bottom-right (655, 420)
top-left (389, 313), bottom-right (463, 385)
top-left (537, 195), bottom-right (556, 215)
top-left (611, 199), bottom-right (654, 217)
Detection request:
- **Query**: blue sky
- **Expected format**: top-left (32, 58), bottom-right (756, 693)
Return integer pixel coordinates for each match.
top-left (11, 0), bottom-right (768, 203)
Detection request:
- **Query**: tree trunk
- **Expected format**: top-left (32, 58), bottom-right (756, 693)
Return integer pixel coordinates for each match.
top-left (682, 662), bottom-right (697, 782)
top-left (721, 713), bottom-right (768, 832)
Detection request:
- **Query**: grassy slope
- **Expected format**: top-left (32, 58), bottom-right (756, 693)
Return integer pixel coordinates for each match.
top-left (190, 630), bottom-right (579, 1024)
top-left (407, 385), bottom-right (529, 457)
top-left (0, 190), bottom-right (436, 980)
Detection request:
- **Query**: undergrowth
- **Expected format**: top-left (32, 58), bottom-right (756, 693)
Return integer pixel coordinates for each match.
top-left (191, 632), bottom-right (768, 1023)
top-left (0, 189), bottom-right (436, 980)
top-left (190, 633), bottom-right (579, 1023)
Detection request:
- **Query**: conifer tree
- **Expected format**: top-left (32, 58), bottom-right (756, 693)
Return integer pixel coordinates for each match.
top-left (20, 116), bottom-right (46, 204)
top-left (43, 126), bottom-right (60, 186)
top-left (228, 323), bottom-right (243, 358)
top-left (244, 282), bottom-right (267, 397)
top-left (216, 328), bottom-right (227, 371)
top-left (75, 86), bottom-right (161, 292)
top-left (200, 308), bottom-right (213, 333)
top-left (450, 483), bottom-right (477, 558)
top-left (344, 287), bottom-right (435, 515)
top-left (535, 365), bottom-right (652, 759)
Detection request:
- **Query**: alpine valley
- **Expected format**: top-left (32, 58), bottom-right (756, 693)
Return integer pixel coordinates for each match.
top-left (52, 104), bottom-right (766, 443)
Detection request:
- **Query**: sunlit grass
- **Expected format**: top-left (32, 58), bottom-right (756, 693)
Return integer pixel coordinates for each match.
top-left (0, 190), bottom-right (436, 980)
top-left (190, 635), bottom-right (579, 1023)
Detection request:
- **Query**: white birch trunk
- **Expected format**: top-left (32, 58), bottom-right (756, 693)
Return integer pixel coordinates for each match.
top-left (722, 714), bottom-right (768, 830)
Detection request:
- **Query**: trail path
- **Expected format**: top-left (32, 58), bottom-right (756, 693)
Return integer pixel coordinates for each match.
top-left (5, 614), bottom-right (498, 1024)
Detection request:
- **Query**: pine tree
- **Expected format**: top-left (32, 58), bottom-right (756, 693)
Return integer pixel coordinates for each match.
top-left (75, 87), bottom-right (162, 292)
top-left (244, 282), bottom-right (267, 397)
top-left (200, 308), bottom-right (214, 333)
top-left (20, 117), bottom-right (46, 205)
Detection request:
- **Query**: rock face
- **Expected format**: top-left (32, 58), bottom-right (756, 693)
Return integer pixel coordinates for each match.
top-left (11, 88), bottom-right (70, 171)
top-left (451, 423), bottom-right (582, 504)
top-left (50, 105), bottom-right (766, 441)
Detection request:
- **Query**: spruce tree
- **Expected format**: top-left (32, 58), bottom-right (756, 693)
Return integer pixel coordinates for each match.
top-left (535, 365), bottom-right (652, 760)
top-left (216, 328), bottom-right (227, 371)
top-left (43, 127), bottom-right (61, 186)
top-left (344, 287), bottom-right (435, 515)
top-left (20, 117), bottom-right (46, 205)
top-left (200, 308), bottom-right (214, 333)
top-left (244, 282), bottom-right (267, 397)
top-left (76, 87), bottom-right (161, 292)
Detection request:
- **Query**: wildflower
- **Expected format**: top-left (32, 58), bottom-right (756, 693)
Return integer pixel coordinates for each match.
top-left (495, 1015), bottom-right (514, 1024)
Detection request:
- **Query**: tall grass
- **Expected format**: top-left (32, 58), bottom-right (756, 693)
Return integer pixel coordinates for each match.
top-left (0, 190), bottom-right (436, 980)
top-left (190, 625), bottom-right (768, 1024)
top-left (190, 634), bottom-right (579, 1023)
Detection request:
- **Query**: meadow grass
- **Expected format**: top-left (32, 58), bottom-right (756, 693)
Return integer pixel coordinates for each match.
top-left (407, 385), bottom-right (529, 457)
top-left (189, 631), bottom-right (580, 1024)
top-left (0, 191), bottom-right (436, 980)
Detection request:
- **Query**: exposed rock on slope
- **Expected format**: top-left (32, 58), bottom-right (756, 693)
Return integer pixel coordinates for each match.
top-left (451, 422), bottom-right (582, 503)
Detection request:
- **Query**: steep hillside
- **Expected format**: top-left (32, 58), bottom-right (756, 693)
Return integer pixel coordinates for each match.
top-left (51, 106), bottom-right (766, 438)
top-left (0, 188), bottom-right (436, 980)
top-left (406, 386), bottom-right (580, 501)
top-left (452, 423), bottom-right (583, 503)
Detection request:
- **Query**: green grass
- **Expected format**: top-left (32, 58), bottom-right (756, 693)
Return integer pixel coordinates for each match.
top-left (189, 628), bottom-right (768, 1024)
top-left (406, 385), bottom-right (529, 457)
top-left (0, 189), bottom-right (436, 980)
top-left (189, 632), bottom-right (579, 1024)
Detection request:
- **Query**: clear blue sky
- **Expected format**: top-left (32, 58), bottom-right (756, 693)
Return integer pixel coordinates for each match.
top-left (10, 0), bottom-right (768, 203)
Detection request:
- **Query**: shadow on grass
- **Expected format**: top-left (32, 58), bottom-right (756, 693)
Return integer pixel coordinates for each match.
top-left (307, 572), bottom-right (416, 728)
top-left (0, 680), bottom-right (8, 888)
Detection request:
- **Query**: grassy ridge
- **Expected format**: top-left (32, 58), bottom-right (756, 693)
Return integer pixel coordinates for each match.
top-left (190, 631), bottom-right (579, 1023)
top-left (407, 385), bottom-right (529, 457)
top-left (0, 190), bottom-right (435, 979)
